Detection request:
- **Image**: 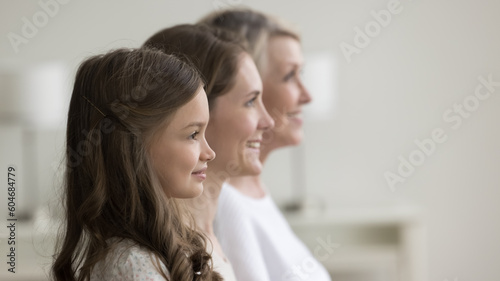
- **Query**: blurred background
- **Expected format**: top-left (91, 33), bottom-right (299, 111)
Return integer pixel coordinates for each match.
top-left (1, 0), bottom-right (499, 280)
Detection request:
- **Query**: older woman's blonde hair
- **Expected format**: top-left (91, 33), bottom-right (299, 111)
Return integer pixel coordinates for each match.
top-left (199, 8), bottom-right (300, 73)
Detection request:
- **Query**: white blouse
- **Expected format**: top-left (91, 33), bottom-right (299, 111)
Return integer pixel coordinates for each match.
top-left (214, 183), bottom-right (331, 281)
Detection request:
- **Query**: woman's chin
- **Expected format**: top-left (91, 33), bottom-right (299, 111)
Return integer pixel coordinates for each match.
top-left (241, 160), bottom-right (263, 176)
top-left (280, 128), bottom-right (304, 147)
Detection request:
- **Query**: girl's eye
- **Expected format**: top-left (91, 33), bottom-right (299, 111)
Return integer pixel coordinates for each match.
top-left (245, 96), bottom-right (257, 107)
top-left (189, 131), bottom-right (200, 140)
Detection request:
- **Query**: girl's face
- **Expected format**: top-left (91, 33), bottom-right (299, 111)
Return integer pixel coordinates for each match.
top-left (205, 53), bottom-right (274, 177)
top-left (150, 87), bottom-right (215, 198)
top-left (261, 36), bottom-right (312, 147)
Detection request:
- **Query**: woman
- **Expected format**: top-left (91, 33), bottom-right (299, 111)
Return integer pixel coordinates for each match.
top-left (144, 24), bottom-right (274, 281)
top-left (52, 48), bottom-right (222, 281)
top-left (200, 9), bottom-right (332, 281)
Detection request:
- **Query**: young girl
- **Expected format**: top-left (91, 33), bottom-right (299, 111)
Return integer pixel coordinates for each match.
top-left (200, 9), bottom-right (332, 281)
top-left (144, 24), bottom-right (274, 281)
top-left (52, 48), bottom-right (221, 281)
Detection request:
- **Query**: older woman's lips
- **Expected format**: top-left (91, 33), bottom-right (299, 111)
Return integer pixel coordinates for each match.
top-left (287, 111), bottom-right (303, 125)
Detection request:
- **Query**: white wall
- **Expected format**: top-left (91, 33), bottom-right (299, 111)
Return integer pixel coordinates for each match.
top-left (1, 0), bottom-right (499, 280)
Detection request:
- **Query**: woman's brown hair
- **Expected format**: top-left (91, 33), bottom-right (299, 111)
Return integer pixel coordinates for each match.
top-left (52, 48), bottom-right (221, 281)
top-left (143, 24), bottom-right (245, 109)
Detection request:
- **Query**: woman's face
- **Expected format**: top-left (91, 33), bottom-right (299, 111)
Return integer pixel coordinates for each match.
top-left (150, 87), bottom-right (215, 198)
top-left (205, 53), bottom-right (274, 177)
top-left (261, 36), bottom-right (312, 147)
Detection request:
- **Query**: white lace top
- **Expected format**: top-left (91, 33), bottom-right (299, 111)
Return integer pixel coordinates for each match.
top-left (90, 239), bottom-right (169, 281)
top-left (89, 238), bottom-right (238, 280)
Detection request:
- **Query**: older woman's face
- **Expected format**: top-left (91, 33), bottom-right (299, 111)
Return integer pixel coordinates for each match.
top-left (205, 53), bottom-right (274, 178)
top-left (261, 36), bottom-right (312, 147)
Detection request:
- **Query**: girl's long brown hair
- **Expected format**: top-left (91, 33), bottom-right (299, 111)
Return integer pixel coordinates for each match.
top-left (52, 48), bottom-right (221, 281)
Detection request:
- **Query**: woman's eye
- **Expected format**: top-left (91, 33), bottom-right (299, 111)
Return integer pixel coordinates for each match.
top-left (189, 131), bottom-right (200, 140)
top-left (245, 97), bottom-right (257, 107)
top-left (284, 70), bottom-right (297, 81)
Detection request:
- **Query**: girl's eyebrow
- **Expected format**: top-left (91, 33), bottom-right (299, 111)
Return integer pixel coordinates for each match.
top-left (183, 122), bottom-right (206, 129)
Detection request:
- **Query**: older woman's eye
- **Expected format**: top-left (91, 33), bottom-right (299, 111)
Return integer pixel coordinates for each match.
top-left (284, 70), bottom-right (297, 81)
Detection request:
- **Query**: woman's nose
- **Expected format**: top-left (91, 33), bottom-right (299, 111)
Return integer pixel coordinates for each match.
top-left (258, 104), bottom-right (275, 131)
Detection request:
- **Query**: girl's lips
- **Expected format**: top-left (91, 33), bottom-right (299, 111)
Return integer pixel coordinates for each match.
top-left (192, 167), bottom-right (207, 180)
top-left (192, 167), bottom-right (207, 174)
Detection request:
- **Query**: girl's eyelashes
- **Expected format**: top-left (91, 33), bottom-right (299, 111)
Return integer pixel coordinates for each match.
top-left (189, 131), bottom-right (200, 140)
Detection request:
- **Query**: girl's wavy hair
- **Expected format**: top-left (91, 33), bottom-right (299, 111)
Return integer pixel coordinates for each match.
top-left (52, 48), bottom-right (221, 281)
top-left (143, 24), bottom-right (246, 111)
top-left (198, 8), bottom-right (300, 74)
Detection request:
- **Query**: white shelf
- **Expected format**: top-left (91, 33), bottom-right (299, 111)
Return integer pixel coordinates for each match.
top-left (284, 204), bottom-right (427, 281)
top-left (285, 204), bottom-right (424, 226)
